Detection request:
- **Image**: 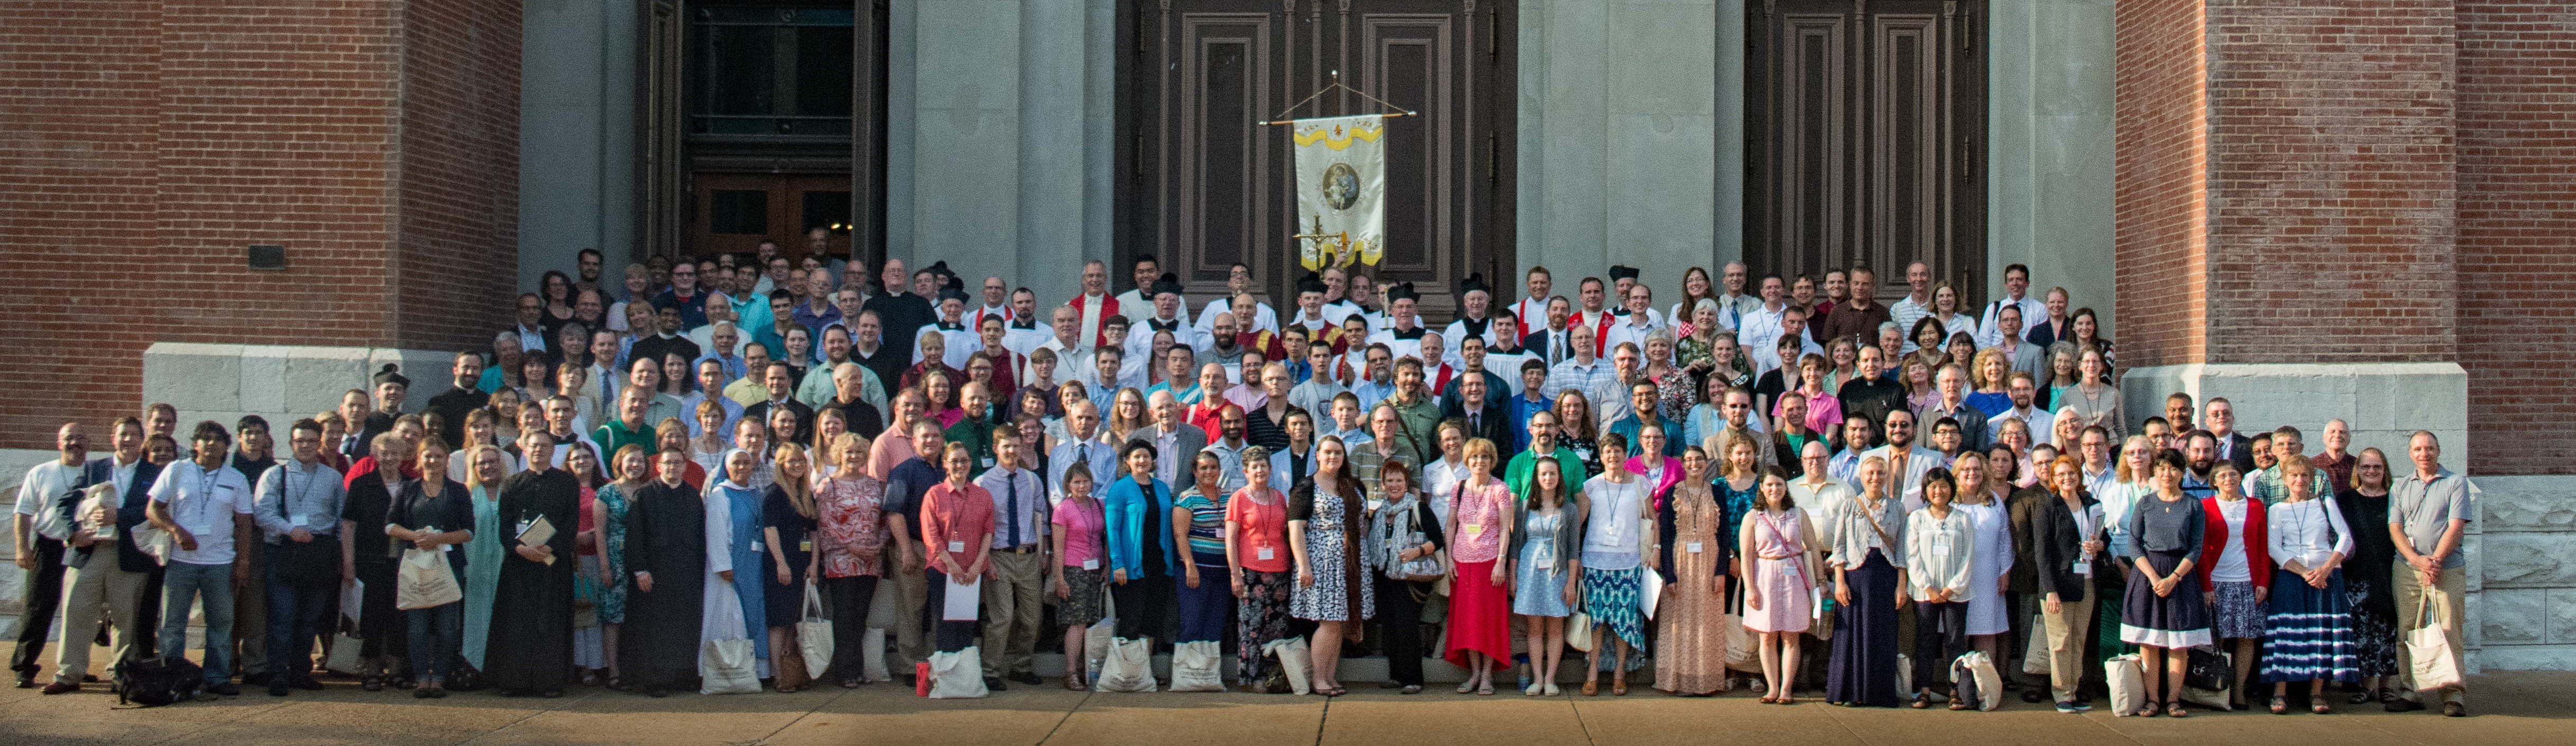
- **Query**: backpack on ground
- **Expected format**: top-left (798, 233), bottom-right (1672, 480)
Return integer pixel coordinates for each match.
top-left (116, 657), bottom-right (204, 707)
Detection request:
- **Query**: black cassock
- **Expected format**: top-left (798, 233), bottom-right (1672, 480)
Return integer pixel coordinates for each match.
top-left (485, 468), bottom-right (581, 693)
top-left (620, 480), bottom-right (707, 688)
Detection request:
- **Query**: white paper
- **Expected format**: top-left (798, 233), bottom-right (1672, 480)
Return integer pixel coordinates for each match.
top-left (943, 576), bottom-right (983, 621)
top-left (341, 578), bottom-right (366, 626)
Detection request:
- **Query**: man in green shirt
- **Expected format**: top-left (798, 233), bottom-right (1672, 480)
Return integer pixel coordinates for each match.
top-left (1504, 410), bottom-right (1588, 502)
top-left (591, 388), bottom-right (657, 461)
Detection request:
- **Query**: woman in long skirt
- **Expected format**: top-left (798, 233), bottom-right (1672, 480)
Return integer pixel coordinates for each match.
top-left (2117, 450), bottom-right (2211, 717)
top-left (2201, 462), bottom-right (2270, 709)
top-left (1513, 458), bottom-right (1585, 696)
top-left (1443, 439), bottom-right (1516, 695)
top-left (1739, 466), bottom-right (1818, 704)
top-left (1225, 454), bottom-right (1295, 691)
top-left (1654, 445), bottom-right (1732, 696)
top-left (1580, 434), bottom-right (1653, 696)
top-left (1103, 441), bottom-right (1178, 648)
top-left (2262, 455), bottom-right (2360, 714)
top-left (1171, 453), bottom-right (1235, 654)
top-left (2334, 447), bottom-right (2402, 703)
top-left (1826, 456), bottom-right (1908, 707)
top-left (459, 447), bottom-right (509, 676)
top-left (1288, 436), bottom-right (1374, 696)
top-left (1903, 468), bottom-right (1974, 709)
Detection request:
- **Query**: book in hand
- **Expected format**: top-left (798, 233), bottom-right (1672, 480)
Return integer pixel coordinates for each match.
top-left (518, 516), bottom-right (558, 565)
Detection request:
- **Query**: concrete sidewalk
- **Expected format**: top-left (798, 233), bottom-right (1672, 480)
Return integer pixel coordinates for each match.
top-left (5, 642), bottom-right (2571, 746)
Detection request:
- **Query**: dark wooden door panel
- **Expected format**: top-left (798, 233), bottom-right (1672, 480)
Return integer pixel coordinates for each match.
top-left (1749, 0), bottom-right (1984, 304)
top-left (1123, 1), bottom-right (1513, 323)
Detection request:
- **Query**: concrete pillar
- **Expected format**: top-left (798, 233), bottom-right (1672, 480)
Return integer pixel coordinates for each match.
top-left (520, 0), bottom-right (638, 290)
top-left (907, 0), bottom-right (1024, 281)
top-left (1987, 0), bottom-right (2114, 335)
top-left (1519, 0), bottom-right (1727, 289)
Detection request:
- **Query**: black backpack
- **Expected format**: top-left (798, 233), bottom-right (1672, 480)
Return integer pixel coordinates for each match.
top-left (116, 657), bottom-right (204, 707)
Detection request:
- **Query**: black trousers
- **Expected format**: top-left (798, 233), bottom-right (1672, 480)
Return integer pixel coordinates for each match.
top-left (10, 538), bottom-right (66, 674)
top-left (1106, 574), bottom-right (1177, 643)
top-left (923, 570), bottom-right (979, 653)
top-left (1911, 601), bottom-right (1968, 694)
top-left (822, 575), bottom-right (878, 681)
top-left (1373, 577), bottom-right (1428, 686)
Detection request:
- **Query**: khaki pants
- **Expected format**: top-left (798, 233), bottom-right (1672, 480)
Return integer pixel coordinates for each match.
top-left (232, 541), bottom-right (268, 677)
top-left (890, 566), bottom-right (929, 672)
top-left (2392, 562), bottom-right (2466, 706)
top-left (2040, 577), bottom-right (2096, 703)
top-left (53, 559), bottom-right (151, 684)
top-left (980, 551), bottom-right (1046, 677)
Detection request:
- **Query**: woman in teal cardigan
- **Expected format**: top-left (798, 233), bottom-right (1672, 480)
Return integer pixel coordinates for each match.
top-left (1103, 439), bottom-right (1179, 644)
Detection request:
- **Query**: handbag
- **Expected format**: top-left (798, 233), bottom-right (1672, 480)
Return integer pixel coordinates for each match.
top-left (698, 589), bottom-right (762, 695)
top-left (396, 548), bottom-right (463, 610)
top-left (2183, 645), bottom-right (2232, 692)
top-left (797, 581), bottom-right (835, 678)
top-left (1568, 612), bottom-right (1595, 652)
top-left (2406, 590), bottom-right (2465, 693)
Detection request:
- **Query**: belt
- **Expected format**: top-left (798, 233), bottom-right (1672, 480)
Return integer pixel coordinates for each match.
top-left (998, 544), bottom-right (1044, 554)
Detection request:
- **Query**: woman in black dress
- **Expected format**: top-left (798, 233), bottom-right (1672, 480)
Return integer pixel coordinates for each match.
top-left (486, 432), bottom-right (583, 697)
top-left (2335, 447), bottom-right (2402, 703)
top-left (621, 450), bottom-right (708, 697)
top-left (762, 443), bottom-right (822, 691)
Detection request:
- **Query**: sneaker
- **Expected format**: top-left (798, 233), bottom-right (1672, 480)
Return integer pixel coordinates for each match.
top-left (984, 677), bottom-right (1008, 691)
top-left (2055, 700), bottom-right (2084, 714)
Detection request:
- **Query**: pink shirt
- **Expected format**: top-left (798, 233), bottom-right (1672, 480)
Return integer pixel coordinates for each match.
top-left (1448, 479), bottom-right (1514, 564)
top-left (1051, 496), bottom-right (1106, 569)
top-left (1226, 487), bottom-right (1290, 573)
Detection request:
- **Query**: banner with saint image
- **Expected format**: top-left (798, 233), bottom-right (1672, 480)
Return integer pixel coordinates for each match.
top-left (1291, 114), bottom-right (1386, 269)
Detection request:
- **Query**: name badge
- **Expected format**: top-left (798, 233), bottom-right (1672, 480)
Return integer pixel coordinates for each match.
top-left (1685, 542), bottom-right (1705, 554)
top-left (1932, 535), bottom-right (1954, 559)
top-left (2073, 560), bottom-right (2092, 577)
top-left (948, 541), bottom-right (966, 553)
top-left (290, 513), bottom-right (309, 528)
top-left (750, 541), bottom-right (762, 554)
top-left (1463, 523), bottom-right (1484, 536)
top-left (516, 520), bottom-right (533, 536)
top-left (1257, 547), bottom-right (1276, 562)
top-left (799, 539), bottom-right (813, 553)
top-left (1081, 558), bottom-right (1100, 571)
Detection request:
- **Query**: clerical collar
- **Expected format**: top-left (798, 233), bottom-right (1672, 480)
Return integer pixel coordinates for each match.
top-left (1457, 316), bottom-right (1490, 336)
top-left (1389, 327), bottom-right (1426, 340)
top-left (935, 321), bottom-right (964, 331)
top-left (1149, 317), bottom-right (1181, 330)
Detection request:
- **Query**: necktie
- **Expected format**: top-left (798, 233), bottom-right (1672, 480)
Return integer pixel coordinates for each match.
top-left (1002, 471), bottom-right (1022, 547)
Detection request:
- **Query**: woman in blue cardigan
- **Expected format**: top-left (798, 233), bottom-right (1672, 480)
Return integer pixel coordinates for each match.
top-left (1104, 439), bottom-right (1180, 646)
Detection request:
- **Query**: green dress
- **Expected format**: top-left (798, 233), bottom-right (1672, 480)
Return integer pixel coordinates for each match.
top-left (595, 482), bottom-right (632, 624)
top-left (462, 486), bottom-right (506, 668)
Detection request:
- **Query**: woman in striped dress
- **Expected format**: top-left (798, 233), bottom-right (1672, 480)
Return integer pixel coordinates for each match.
top-left (2261, 454), bottom-right (2360, 714)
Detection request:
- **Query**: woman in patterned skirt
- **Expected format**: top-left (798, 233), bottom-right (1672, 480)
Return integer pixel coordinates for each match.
top-left (1226, 451), bottom-right (1295, 692)
top-left (2262, 455), bottom-right (2361, 714)
top-left (2334, 447), bottom-right (2403, 704)
top-left (1579, 433), bottom-right (1652, 696)
top-left (1653, 445), bottom-right (1732, 696)
top-left (2198, 462), bottom-right (2270, 709)
top-left (1049, 465), bottom-right (1105, 690)
top-left (1288, 436), bottom-right (1373, 696)
top-left (590, 445), bottom-right (644, 689)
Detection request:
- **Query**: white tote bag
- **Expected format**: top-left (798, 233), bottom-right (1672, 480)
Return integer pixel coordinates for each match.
top-left (797, 581), bottom-right (835, 677)
top-left (2104, 654), bottom-right (2146, 716)
top-left (396, 549), bottom-right (463, 610)
top-left (863, 586), bottom-right (895, 681)
top-left (699, 589), bottom-right (762, 695)
top-left (1082, 587), bottom-right (1117, 683)
top-left (2406, 592), bottom-right (2465, 693)
top-left (1169, 640), bottom-right (1227, 692)
top-left (928, 646), bottom-right (989, 698)
top-left (1263, 637), bottom-right (1312, 695)
top-left (1095, 636), bottom-right (1159, 693)
top-left (1950, 651), bottom-right (2002, 711)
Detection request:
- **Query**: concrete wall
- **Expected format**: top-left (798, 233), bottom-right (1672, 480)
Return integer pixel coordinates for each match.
top-left (1987, 0), bottom-right (2116, 334)
top-left (1517, 0), bottom-right (1730, 289)
top-left (890, 0), bottom-right (1117, 308)
top-left (140, 343), bottom-right (457, 433)
top-left (520, 0), bottom-right (640, 289)
top-left (2476, 475), bottom-right (2576, 670)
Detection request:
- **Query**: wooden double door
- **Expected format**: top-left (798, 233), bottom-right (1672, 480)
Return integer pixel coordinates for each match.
top-left (1747, 0), bottom-right (1985, 302)
top-left (1118, 0), bottom-right (1515, 321)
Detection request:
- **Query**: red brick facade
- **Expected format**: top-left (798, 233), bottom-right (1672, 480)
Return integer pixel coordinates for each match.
top-left (0, 0), bottom-right (517, 448)
top-left (2111, 0), bottom-right (2209, 371)
top-left (2456, 1), bottom-right (2576, 476)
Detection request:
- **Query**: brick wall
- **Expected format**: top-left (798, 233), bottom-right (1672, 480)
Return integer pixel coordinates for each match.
top-left (2110, 0), bottom-right (2209, 371)
top-left (0, 1), bottom-right (517, 449)
top-left (2456, 1), bottom-right (2576, 476)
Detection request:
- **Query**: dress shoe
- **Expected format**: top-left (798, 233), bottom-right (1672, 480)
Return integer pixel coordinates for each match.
top-left (984, 677), bottom-right (1008, 691)
top-left (269, 682), bottom-right (291, 697)
top-left (1009, 671), bottom-right (1043, 686)
top-left (295, 677), bottom-right (325, 691)
top-left (2443, 702), bottom-right (2466, 717)
top-left (2384, 698), bottom-right (2425, 712)
top-left (206, 682), bottom-right (242, 696)
top-left (15, 671), bottom-right (36, 689)
top-left (41, 681), bottom-right (79, 695)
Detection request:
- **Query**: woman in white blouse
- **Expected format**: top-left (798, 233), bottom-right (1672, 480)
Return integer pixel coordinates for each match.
top-left (1902, 467), bottom-right (1975, 709)
top-left (2258, 455), bottom-right (2358, 714)
top-left (1946, 452), bottom-right (2015, 670)
top-left (1577, 434), bottom-right (1655, 696)
top-left (1824, 457), bottom-right (1908, 707)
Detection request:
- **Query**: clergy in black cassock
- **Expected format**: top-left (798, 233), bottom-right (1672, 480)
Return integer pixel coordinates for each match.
top-left (485, 463), bottom-right (581, 696)
top-left (620, 465), bottom-right (708, 695)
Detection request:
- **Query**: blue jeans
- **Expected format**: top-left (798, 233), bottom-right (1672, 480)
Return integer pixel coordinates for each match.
top-left (407, 602), bottom-right (464, 685)
top-left (265, 558), bottom-right (335, 682)
top-left (160, 561), bottom-right (237, 684)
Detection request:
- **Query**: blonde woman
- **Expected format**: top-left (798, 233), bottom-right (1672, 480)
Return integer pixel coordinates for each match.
top-left (1739, 465), bottom-right (1819, 704)
top-left (814, 432), bottom-right (885, 688)
top-left (762, 444), bottom-right (823, 690)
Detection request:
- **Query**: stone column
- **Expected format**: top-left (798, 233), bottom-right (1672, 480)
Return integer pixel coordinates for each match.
top-left (1986, 0), bottom-right (2115, 335)
top-left (1518, 0), bottom-right (1728, 289)
top-left (520, 0), bottom-right (639, 287)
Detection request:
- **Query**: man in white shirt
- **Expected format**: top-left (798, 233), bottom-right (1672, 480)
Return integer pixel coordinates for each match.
top-left (1601, 283), bottom-right (1667, 362)
top-left (1000, 287), bottom-right (1052, 356)
top-left (1887, 261), bottom-right (1935, 337)
top-left (1856, 409), bottom-right (1946, 510)
top-left (11, 423), bottom-right (86, 687)
top-left (1734, 275), bottom-right (1791, 368)
top-left (1365, 283), bottom-right (1433, 362)
top-left (1126, 275), bottom-right (1205, 366)
top-left (1478, 314), bottom-right (1534, 396)
top-left (1978, 263), bottom-right (2048, 349)
top-left (975, 431), bottom-right (1049, 687)
top-left (1113, 256), bottom-right (1189, 331)
top-left (1505, 266), bottom-right (1552, 345)
top-left (1749, 305), bottom-right (1823, 379)
top-left (1318, 265), bottom-right (1362, 326)
top-left (1284, 274), bottom-right (1337, 337)
top-left (1195, 263), bottom-right (1277, 336)
top-left (1985, 371), bottom-right (2053, 446)
top-left (146, 421), bottom-right (257, 694)
top-left (1568, 276), bottom-right (1616, 357)
top-left (913, 288), bottom-right (977, 368)
top-left (1440, 273), bottom-right (1503, 350)
top-left (1067, 259), bottom-right (1120, 348)
top-left (1714, 261), bottom-right (1761, 330)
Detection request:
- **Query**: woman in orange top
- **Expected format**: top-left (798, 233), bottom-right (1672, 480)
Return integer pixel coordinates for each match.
top-left (1225, 449), bottom-right (1293, 689)
top-left (919, 443), bottom-right (993, 655)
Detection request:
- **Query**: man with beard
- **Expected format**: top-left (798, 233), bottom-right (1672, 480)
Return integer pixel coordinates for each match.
top-left (798, 323), bottom-right (884, 412)
top-left (1858, 409), bottom-right (1946, 510)
top-left (1502, 410), bottom-right (1587, 496)
top-left (1196, 312), bottom-right (1247, 372)
top-left (1350, 344), bottom-right (1398, 412)
top-left (1198, 405), bottom-right (1258, 495)
top-left (2180, 429), bottom-right (2219, 498)
top-left (1985, 371), bottom-right (2049, 447)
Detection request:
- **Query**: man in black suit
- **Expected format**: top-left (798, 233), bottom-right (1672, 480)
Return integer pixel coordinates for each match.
top-left (1520, 296), bottom-right (1578, 368)
top-left (1126, 389), bottom-right (1209, 495)
top-left (1441, 373), bottom-right (1517, 467)
top-left (2207, 397), bottom-right (2255, 474)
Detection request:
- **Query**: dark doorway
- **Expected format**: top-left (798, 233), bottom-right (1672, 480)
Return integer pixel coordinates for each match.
top-left (1746, 0), bottom-right (1986, 302)
top-left (657, 0), bottom-right (888, 264)
top-left (1117, 0), bottom-right (1516, 322)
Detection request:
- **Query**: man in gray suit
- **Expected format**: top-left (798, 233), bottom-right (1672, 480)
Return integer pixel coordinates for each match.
top-left (1991, 305), bottom-right (2050, 391)
top-left (1857, 409), bottom-right (1948, 511)
top-left (1126, 390), bottom-right (1208, 495)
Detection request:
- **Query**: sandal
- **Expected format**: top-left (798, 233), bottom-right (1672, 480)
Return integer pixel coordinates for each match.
top-left (361, 676), bottom-right (384, 692)
top-left (1400, 685), bottom-right (1422, 695)
top-left (1779, 695), bottom-right (1797, 705)
top-left (1759, 694), bottom-right (1778, 704)
top-left (2167, 703), bottom-right (2190, 718)
top-left (2311, 702), bottom-right (2331, 715)
top-left (2271, 695), bottom-right (2290, 715)
top-left (1458, 680), bottom-right (1477, 694)
top-left (2140, 699), bottom-right (2163, 717)
top-left (2349, 690), bottom-right (2376, 705)
top-left (1911, 693), bottom-right (1931, 709)
top-left (1477, 681), bottom-right (1494, 696)
top-left (1612, 680), bottom-right (1628, 696)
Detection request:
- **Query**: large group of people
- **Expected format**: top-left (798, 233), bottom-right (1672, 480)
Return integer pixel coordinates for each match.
top-left (7, 245), bottom-right (2472, 717)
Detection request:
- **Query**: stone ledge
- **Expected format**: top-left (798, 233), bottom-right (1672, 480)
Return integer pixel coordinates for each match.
top-left (2118, 362), bottom-right (2467, 462)
top-left (2481, 475), bottom-right (2575, 533)
top-left (144, 343), bottom-right (456, 434)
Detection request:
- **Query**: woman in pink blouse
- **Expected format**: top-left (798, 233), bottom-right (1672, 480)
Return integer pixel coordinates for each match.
top-left (1225, 452), bottom-right (1294, 690)
top-left (813, 432), bottom-right (885, 688)
top-left (1050, 464), bottom-right (1107, 690)
top-left (1443, 438), bottom-right (1517, 695)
